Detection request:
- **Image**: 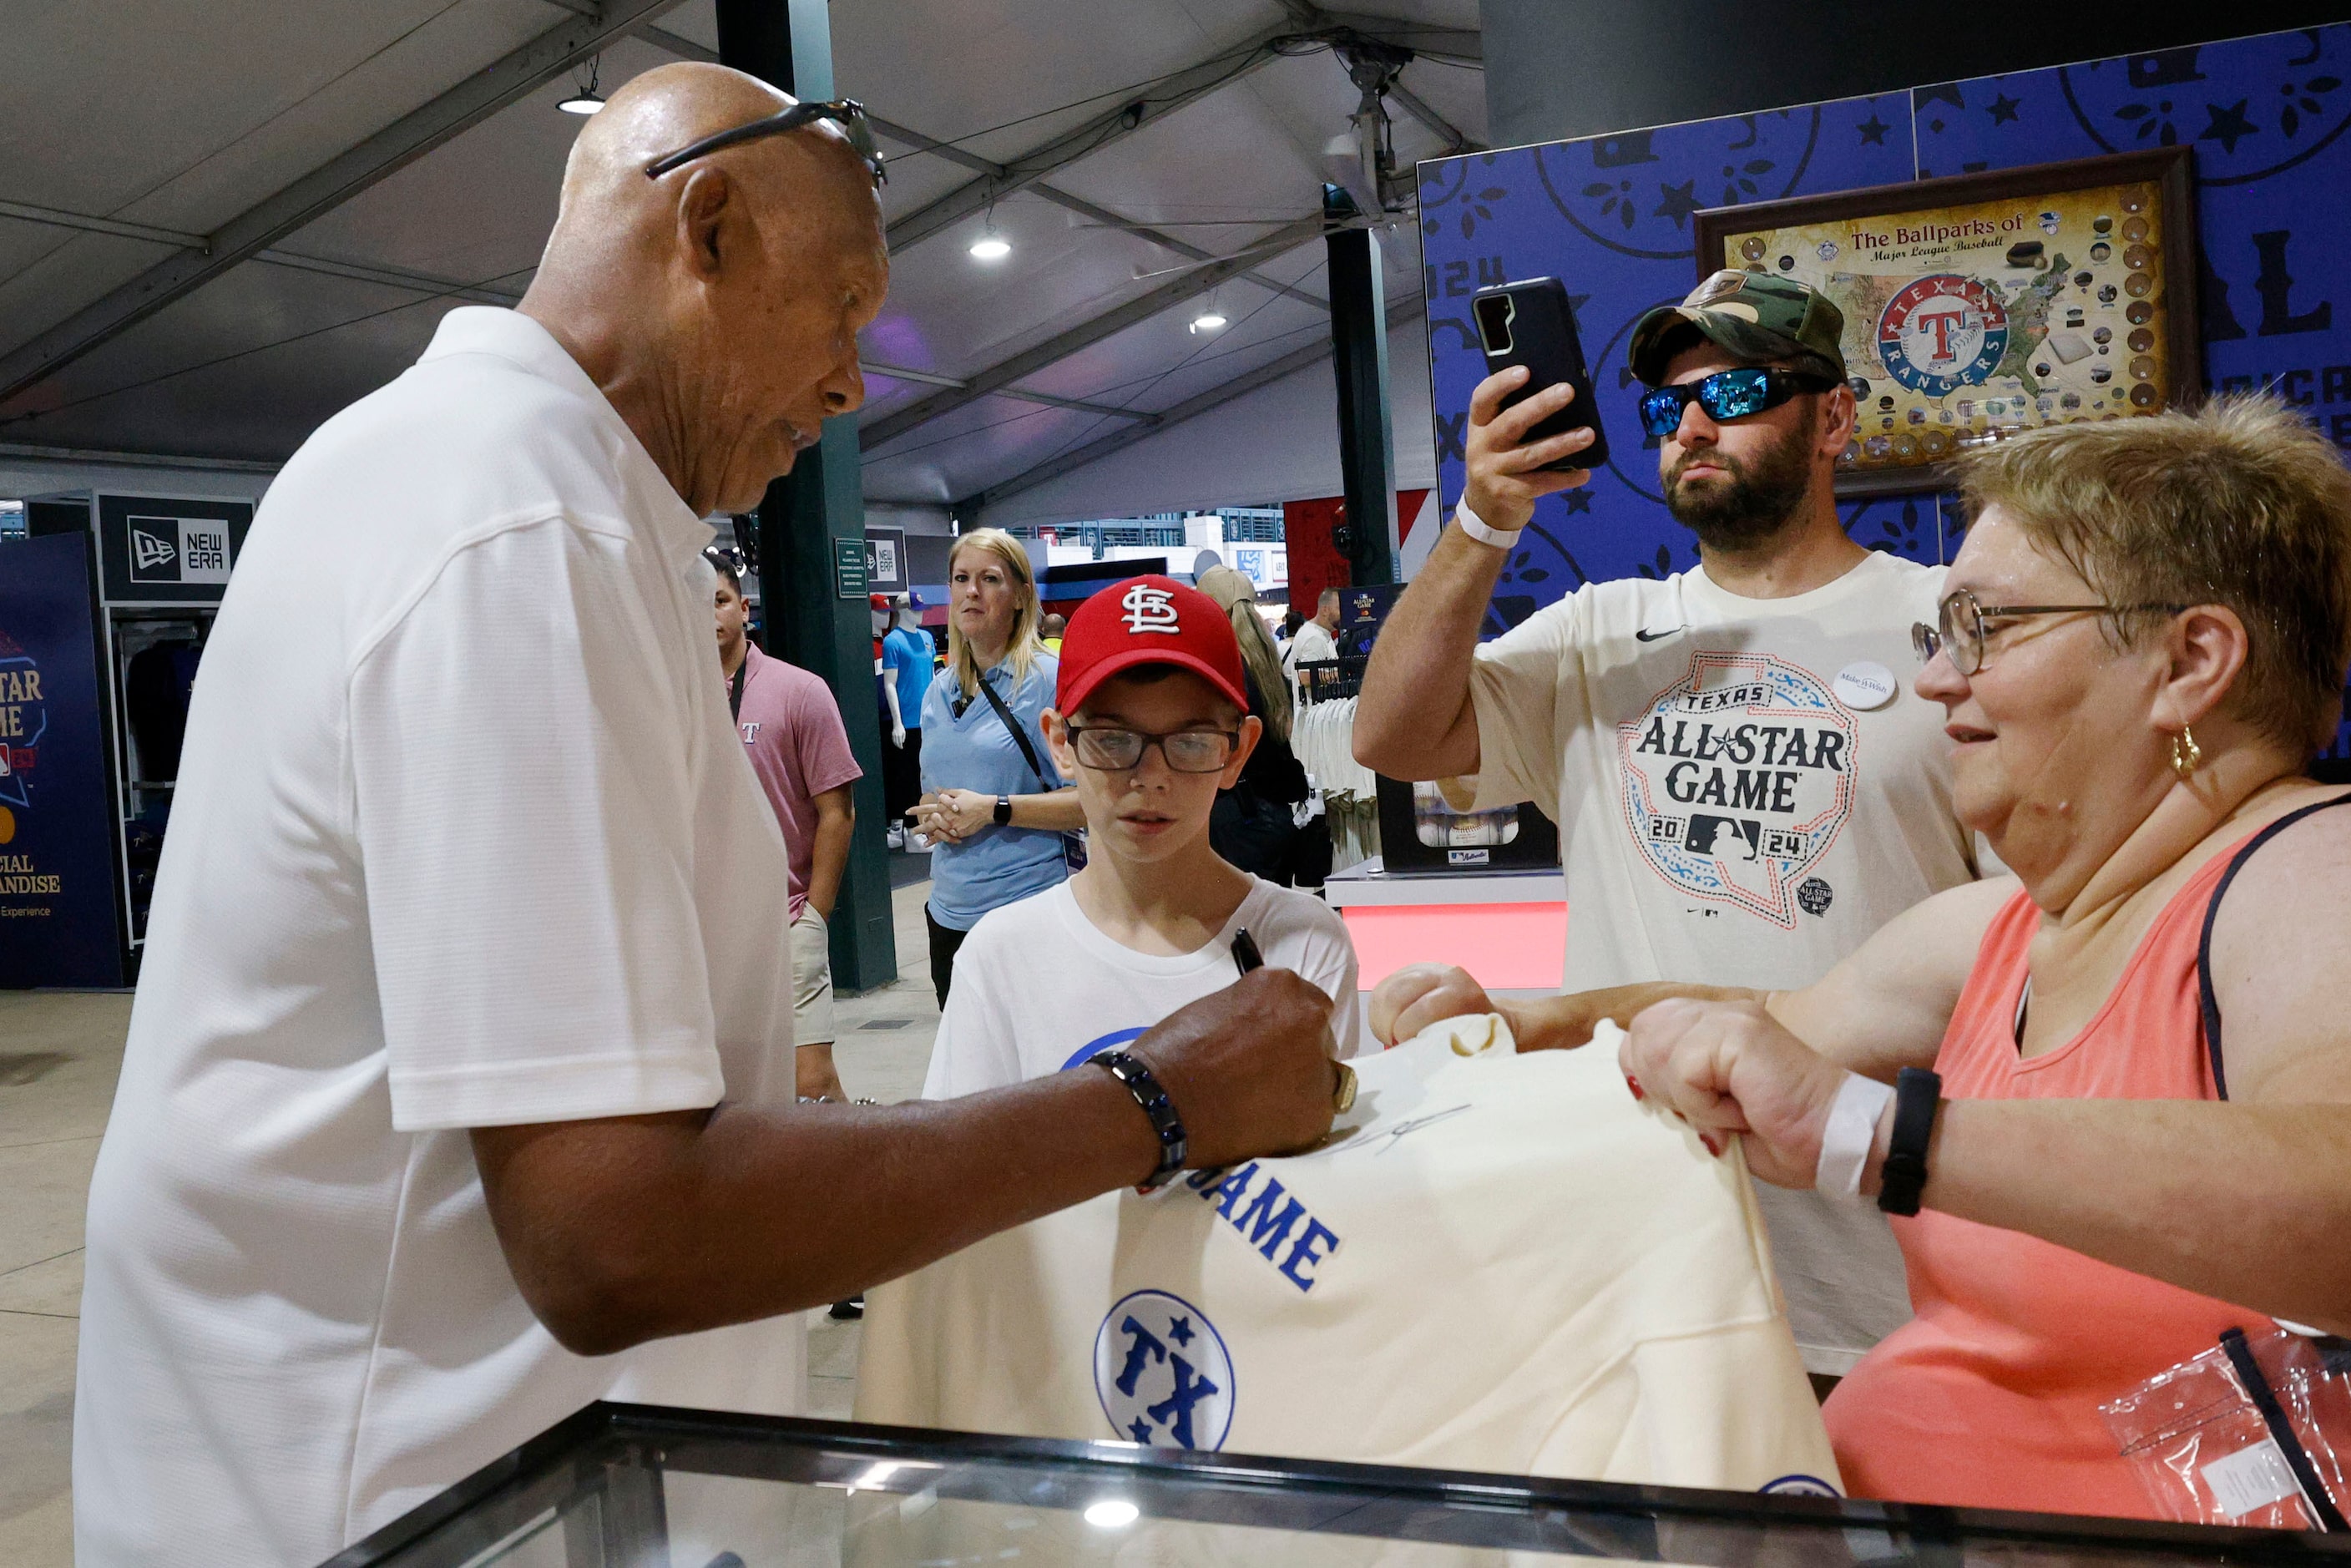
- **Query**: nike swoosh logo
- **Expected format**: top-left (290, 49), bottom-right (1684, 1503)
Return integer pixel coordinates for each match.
top-left (1635, 626), bottom-right (1686, 642)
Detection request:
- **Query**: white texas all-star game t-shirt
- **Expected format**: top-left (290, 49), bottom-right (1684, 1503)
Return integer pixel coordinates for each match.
top-left (1468, 549), bottom-right (1979, 1373)
top-left (922, 876), bottom-right (1366, 1099)
top-left (862, 1014), bottom-right (1839, 1498)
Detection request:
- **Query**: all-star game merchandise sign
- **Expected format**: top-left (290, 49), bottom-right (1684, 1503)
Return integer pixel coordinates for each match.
top-left (0, 535), bottom-right (124, 987)
top-left (1695, 148), bottom-right (2200, 488)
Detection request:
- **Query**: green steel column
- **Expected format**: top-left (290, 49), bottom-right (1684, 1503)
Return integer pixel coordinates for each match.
top-left (718, 0), bottom-right (897, 991)
top-left (1325, 187), bottom-right (1399, 585)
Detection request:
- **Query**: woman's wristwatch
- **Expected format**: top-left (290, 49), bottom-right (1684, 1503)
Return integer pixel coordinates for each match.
top-left (1876, 1067), bottom-right (1943, 1216)
top-left (993, 794), bottom-right (1013, 826)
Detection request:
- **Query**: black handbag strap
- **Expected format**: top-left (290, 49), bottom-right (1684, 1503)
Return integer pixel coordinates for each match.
top-left (972, 668), bottom-right (1049, 788)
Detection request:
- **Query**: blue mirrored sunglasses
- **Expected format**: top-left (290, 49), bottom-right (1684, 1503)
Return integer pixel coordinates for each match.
top-left (1637, 366), bottom-right (1838, 438)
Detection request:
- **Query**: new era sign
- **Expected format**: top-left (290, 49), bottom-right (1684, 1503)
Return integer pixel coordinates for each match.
top-left (128, 516), bottom-right (232, 585)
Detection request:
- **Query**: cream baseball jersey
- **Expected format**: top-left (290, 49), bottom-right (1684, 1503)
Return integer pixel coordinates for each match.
top-left (1466, 549), bottom-right (1974, 1374)
top-left (858, 1016), bottom-right (1840, 1495)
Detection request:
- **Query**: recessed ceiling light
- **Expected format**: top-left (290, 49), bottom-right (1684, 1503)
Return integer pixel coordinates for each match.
top-left (968, 235), bottom-right (1012, 261)
top-left (1083, 1500), bottom-right (1140, 1529)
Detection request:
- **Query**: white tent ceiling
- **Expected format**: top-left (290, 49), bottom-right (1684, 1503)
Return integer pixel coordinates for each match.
top-left (0, 0), bottom-right (1482, 525)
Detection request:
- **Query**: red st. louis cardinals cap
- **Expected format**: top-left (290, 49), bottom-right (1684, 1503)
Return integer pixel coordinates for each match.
top-left (1055, 574), bottom-right (1251, 716)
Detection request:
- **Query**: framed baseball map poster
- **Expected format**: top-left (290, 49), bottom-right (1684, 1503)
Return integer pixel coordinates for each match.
top-left (1693, 147), bottom-right (2200, 493)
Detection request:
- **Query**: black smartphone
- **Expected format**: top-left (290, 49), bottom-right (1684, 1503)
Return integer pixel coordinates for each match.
top-left (1469, 277), bottom-right (1608, 472)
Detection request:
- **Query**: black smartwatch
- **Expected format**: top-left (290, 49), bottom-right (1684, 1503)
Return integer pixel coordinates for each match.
top-left (1876, 1066), bottom-right (1943, 1216)
top-left (1092, 1049), bottom-right (1187, 1191)
top-left (993, 793), bottom-right (1013, 826)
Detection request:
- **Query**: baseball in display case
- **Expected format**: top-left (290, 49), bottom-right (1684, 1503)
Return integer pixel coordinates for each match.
top-left (1692, 147), bottom-right (2200, 493)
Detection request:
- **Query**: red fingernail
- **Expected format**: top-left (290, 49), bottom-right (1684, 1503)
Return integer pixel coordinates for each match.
top-left (1625, 1077), bottom-right (1645, 1101)
top-left (1700, 1134), bottom-right (1722, 1157)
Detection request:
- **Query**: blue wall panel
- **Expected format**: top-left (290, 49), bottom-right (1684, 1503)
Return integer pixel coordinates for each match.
top-left (1419, 22), bottom-right (2351, 655)
top-left (1418, 94), bottom-right (1919, 629)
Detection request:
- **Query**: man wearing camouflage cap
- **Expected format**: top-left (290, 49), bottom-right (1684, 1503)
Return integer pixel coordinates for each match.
top-left (1358, 270), bottom-right (1987, 1388)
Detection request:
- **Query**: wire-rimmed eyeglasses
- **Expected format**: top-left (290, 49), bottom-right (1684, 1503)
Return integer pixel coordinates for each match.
top-left (1065, 726), bottom-right (1240, 774)
top-left (1912, 588), bottom-right (2188, 675)
top-left (645, 98), bottom-right (886, 187)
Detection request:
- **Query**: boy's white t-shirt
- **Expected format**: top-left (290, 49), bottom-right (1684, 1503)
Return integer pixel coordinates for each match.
top-left (922, 876), bottom-right (1365, 1100)
top-left (1468, 550), bottom-right (1975, 1375)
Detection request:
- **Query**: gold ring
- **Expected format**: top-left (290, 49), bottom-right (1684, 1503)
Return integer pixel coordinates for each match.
top-left (1332, 1060), bottom-right (1358, 1114)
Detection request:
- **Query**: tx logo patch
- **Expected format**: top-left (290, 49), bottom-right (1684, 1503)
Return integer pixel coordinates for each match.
top-left (1617, 650), bottom-right (1858, 928)
top-left (1094, 1289), bottom-right (1235, 1450)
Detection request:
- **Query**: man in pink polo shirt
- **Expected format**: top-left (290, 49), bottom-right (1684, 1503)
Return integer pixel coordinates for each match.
top-left (715, 556), bottom-right (861, 1100)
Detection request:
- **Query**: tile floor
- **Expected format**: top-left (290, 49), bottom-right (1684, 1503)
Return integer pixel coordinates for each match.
top-left (0, 868), bottom-right (947, 1568)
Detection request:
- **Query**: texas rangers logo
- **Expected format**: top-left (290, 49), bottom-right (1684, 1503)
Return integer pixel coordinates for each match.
top-left (1617, 651), bottom-right (1858, 928)
top-left (1120, 584), bottom-right (1181, 635)
top-left (1877, 274), bottom-right (2007, 397)
top-left (1095, 1288), bottom-right (1236, 1450)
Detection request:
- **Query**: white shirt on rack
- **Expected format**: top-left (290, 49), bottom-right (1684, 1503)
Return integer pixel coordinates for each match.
top-left (74, 307), bottom-right (806, 1568)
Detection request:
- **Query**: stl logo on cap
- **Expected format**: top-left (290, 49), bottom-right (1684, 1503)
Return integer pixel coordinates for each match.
top-left (1121, 582), bottom-right (1182, 635)
top-left (1055, 574), bottom-right (1252, 716)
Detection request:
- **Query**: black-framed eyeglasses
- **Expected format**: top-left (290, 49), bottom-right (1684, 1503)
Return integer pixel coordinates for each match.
top-left (1637, 367), bottom-right (1838, 438)
top-left (1911, 588), bottom-right (2190, 675)
top-left (1065, 726), bottom-right (1240, 774)
top-left (644, 98), bottom-right (886, 187)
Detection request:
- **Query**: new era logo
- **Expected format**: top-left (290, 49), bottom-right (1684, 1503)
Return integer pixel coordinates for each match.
top-left (127, 516), bottom-right (232, 585)
top-left (1120, 584), bottom-right (1181, 635)
top-left (129, 524), bottom-right (177, 580)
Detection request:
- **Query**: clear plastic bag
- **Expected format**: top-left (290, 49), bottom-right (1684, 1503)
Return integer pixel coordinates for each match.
top-left (2101, 1325), bottom-right (2351, 1530)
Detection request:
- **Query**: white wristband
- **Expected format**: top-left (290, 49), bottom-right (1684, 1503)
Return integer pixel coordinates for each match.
top-left (1453, 498), bottom-right (1524, 549)
top-left (1816, 1071), bottom-right (1896, 1200)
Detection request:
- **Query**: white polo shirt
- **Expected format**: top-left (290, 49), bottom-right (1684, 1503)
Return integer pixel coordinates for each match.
top-left (74, 308), bottom-right (806, 1568)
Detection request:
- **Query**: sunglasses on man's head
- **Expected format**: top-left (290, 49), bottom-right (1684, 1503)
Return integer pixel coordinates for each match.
top-left (1637, 366), bottom-right (1839, 438)
top-left (644, 98), bottom-right (887, 187)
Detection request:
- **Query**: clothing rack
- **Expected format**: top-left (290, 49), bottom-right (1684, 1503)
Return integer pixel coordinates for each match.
top-left (1293, 654), bottom-right (1367, 703)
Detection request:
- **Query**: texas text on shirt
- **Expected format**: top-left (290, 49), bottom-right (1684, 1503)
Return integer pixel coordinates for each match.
top-left (1465, 549), bottom-right (1976, 1374)
top-left (922, 877), bottom-right (1364, 1100)
top-left (73, 307), bottom-right (806, 1568)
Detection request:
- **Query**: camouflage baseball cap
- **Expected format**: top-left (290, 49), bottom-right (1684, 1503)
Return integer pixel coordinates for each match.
top-left (1627, 269), bottom-right (1846, 386)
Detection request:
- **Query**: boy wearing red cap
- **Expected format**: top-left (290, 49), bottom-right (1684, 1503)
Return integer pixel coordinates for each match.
top-left (923, 576), bottom-right (1363, 1095)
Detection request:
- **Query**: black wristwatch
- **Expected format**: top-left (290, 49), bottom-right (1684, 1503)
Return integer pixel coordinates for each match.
top-left (1877, 1066), bottom-right (1943, 1216)
top-left (993, 793), bottom-right (1013, 826)
top-left (1092, 1049), bottom-right (1187, 1191)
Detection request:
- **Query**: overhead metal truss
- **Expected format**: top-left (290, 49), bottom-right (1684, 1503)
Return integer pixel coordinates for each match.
top-left (963, 296), bottom-right (1420, 513)
top-left (0, 0), bottom-right (691, 405)
top-left (858, 212), bottom-right (1333, 452)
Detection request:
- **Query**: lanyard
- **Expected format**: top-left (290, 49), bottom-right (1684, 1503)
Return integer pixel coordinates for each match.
top-left (729, 655), bottom-right (747, 722)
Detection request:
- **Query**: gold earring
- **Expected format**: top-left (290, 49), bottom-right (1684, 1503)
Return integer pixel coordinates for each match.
top-left (2170, 725), bottom-right (2202, 781)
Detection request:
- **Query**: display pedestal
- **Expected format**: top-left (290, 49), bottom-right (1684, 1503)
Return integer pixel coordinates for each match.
top-left (1323, 856), bottom-right (1565, 996)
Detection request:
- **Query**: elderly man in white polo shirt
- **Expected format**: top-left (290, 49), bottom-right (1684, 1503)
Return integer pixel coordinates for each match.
top-left (73, 63), bottom-right (1341, 1568)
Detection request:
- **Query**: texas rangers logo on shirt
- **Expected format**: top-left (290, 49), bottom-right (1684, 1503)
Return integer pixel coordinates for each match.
top-left (1120, 584), bottom-right (1181, 635)
top-left (1095, 1288), bottom-right (1236, 1449)
top-left (1617, 651), bottom-right (1858, 928)
top-left (1877, 274), bottom-right (2007, 397)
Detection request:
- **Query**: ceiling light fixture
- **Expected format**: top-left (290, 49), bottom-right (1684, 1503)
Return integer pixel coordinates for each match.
top-left (968, 223), bottom-right (1011, 261)
top-left (558, 56), bottom-right (604, 115)
top-left (1083, 1500), bottom-right (1140, 1530)
top-left (1189, 305), bottom-right (1228, 335)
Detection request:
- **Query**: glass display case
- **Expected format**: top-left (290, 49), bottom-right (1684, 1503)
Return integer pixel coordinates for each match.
top-left (324, 1402), bottom-right (2350, 1568)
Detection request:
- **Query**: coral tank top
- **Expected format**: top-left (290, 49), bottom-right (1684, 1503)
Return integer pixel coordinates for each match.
top-left (1823, 797), bottom-right (2351, 1518)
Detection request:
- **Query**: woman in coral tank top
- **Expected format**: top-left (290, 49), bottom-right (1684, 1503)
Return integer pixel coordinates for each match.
top-left (1615, 398), bottom-right (2351, 1520)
